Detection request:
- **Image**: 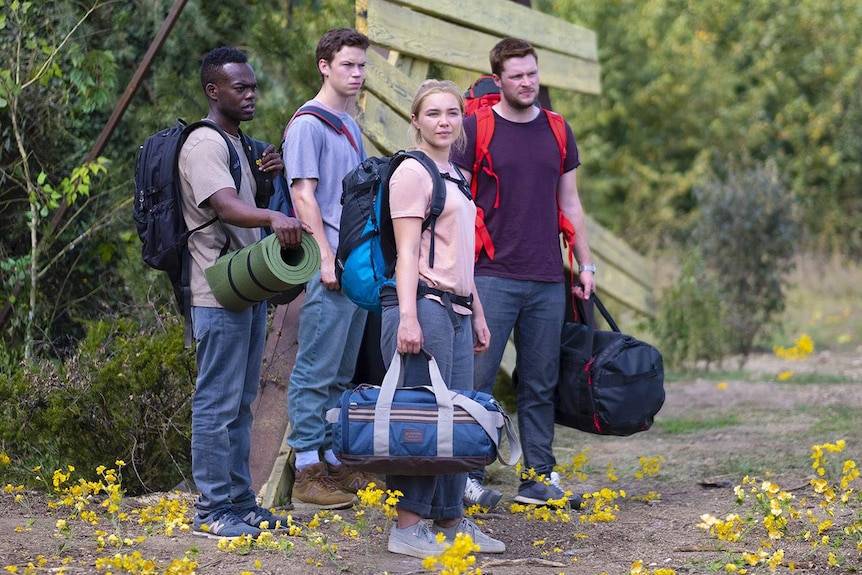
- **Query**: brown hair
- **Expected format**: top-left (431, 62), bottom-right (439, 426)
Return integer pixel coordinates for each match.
top-left (489, 37), bottom-right (537, 77)
top-left (315, 28), bottom-right (370, 65)
top-left (408, 79), bottom-right (466, 153)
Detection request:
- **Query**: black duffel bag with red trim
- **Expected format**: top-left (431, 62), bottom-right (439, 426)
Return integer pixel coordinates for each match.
top-left (555, 294), bottom-right (665, 436)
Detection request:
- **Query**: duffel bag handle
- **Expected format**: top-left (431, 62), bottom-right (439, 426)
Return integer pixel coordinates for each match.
top-left (375, 351), bottom-right (454, 457)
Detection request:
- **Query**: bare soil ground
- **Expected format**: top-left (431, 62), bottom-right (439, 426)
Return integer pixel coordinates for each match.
top-left (3, 349), bottom-right (861, 575)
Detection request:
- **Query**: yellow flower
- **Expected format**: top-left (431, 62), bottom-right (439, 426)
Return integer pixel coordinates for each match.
top-left (717, 381), bottom-right (728, 390)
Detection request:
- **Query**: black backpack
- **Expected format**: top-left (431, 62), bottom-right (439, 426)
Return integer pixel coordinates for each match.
top-left (134, 119), bottom-right (280, 340)
top-left (335, 150), bottom-right (468, 313)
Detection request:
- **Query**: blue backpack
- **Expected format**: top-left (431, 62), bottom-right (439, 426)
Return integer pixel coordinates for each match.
top-left (336, 150), bottom-right (466, 313)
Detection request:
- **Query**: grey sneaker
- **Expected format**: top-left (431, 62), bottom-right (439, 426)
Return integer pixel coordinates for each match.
top-left (193, 509), bottom-right (262, 540)
top-left (463, 477), bottom-right (502, 510)
top-left (514, 472), bottom-right (583, 508)
top-left (388, 521), bottom-right (447, 558)
top-left (432, 517), bottom-right (505, 553)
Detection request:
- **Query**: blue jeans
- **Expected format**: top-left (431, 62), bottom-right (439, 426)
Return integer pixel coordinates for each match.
top-left (287, 271), bottom-right (368, 452)
top-left (381, 298), bottom-right (473, 520)
top-left (191, 303), bottom-right (267, 517)
top-left (472, 277), bottom-right (565, 480)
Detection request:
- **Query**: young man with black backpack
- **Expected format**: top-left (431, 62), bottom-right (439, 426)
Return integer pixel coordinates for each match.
top-left (282, 28), bottom-right (382, 509)
top-left (180, 47), bottom-right (307, 539)
top-left (451, 38), bottom-right (596, 510)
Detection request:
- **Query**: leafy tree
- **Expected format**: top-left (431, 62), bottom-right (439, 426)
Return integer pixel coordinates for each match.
top-left (652, 248), bottom-right (731, 370)
top-left (1, 1), bottom-right (117, 360)
top-left (548, 0), bottom-right (862, 254)
top-left (694, 158), bottom-right (799, 360)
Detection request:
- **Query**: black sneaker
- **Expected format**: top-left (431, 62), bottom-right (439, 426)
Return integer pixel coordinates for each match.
top-left (463, 477), bottom-right (503, 509)
top-left (514, 472), bottom-right (583, 508)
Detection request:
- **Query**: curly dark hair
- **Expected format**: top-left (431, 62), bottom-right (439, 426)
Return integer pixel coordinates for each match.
top-left (200, 46), bottom-right (249, 91)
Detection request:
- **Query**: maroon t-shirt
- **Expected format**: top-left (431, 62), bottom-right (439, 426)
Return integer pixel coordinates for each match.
top-left (451, 110), bottom-right (579, 282)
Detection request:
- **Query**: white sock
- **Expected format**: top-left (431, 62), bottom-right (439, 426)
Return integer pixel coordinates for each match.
top-left (323, 449), bottom-right (341, 467)
top-left (295, 449), bottom-right (319, 470)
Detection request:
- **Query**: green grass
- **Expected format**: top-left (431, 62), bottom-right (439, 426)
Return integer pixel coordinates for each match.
top-left (655, 414), bottom-right (742, 435)
top-left (773, 254), bottom-right (862, 352)
top-left (770, 372), bottom-right (853, 385)
top-left (798, 404), bottom-right (862, 435)
top-left (665, 369), bottom-right (750, 383)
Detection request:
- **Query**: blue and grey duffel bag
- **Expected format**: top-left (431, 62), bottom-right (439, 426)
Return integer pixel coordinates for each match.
top-left (326, 351), bottom-right (521, 475)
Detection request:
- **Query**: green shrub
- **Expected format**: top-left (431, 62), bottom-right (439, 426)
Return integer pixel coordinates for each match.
top-left (0, 314), bottom-right (195, 494)
top-left (653, 248), bottom-right (732, 370)
top-left (694, 158), bottom-right (799, 360)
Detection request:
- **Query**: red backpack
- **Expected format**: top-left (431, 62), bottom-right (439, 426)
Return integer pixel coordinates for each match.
top-left (463, 76), bottom-right (576, 270)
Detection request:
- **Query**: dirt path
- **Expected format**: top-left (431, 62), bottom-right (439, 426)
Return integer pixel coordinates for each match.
top-left (2, 350), bottom-right (861, 574)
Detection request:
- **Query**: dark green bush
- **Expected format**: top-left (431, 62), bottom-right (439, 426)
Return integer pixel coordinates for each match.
top-left (694, 158), bottom-right (799, 360)
top-left (652, 248), bottom-right (732, 370)
top-left (0, 314), bottom-right (195, 494)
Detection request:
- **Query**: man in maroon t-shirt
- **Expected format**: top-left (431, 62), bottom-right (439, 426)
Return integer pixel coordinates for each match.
top-left (451, 38), bottom-right (596, 509)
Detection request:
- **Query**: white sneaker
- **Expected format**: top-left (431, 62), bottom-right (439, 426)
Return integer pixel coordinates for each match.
top-left (432, 517), bottom-right (506, 553)
top-left (388, 521), bottom-right (447, 558)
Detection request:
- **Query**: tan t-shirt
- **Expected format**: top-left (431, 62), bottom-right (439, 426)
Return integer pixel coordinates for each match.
top-left (179, 126), bottom-right (260, 308)
top-left (388, 157), bottom-right (476, 313)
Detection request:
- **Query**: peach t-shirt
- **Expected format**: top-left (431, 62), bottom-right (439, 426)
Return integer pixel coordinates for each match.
top-left (388, 157), bottom-right (476, 313)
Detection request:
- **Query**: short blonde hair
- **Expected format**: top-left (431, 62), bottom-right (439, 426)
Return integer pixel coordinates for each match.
top-left (408, 79), bottom-right (466, 153)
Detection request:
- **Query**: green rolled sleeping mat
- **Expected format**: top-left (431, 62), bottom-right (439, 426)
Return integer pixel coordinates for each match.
top-left (205, 231), bottom-right (320, 311)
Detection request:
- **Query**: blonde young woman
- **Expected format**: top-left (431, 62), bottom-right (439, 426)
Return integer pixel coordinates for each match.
top-left (379, 80), bottom-right (505, 558)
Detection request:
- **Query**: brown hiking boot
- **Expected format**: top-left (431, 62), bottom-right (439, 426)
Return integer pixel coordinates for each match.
top-left (327, 462), bottom-right (386, 494)
top-left (292, 462), bottom-right (358, 509)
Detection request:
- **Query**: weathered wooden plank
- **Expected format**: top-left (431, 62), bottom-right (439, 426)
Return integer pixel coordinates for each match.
top-left (364, 49), bottom-right (417, 119)
top-left (388, 51), bottom-right (431, 83)
top-left (362, 134), bottom-right (383, 158)
top-left (357, 91), bottom-right (413, 154)
top-left (366, 0), bottom-right (601, 94)
top-left (583, 217), bottom-right (652, 286)
top-left (388, 0), bottom-right (597, 62)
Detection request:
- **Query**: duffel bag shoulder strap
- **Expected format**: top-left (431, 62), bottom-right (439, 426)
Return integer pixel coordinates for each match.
top-left (450, 394), bottom-right (522, 466)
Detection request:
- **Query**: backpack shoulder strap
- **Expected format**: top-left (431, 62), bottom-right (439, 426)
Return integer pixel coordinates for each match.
top-left (540, 110), bottom-right (578, 292)
top-left (542, 109), bottom-right (568, 173)
top-left (184, 120), bottom-right (243, 192)
top-left (405, 150), bottom-right (447, 221)
top-left (288, 104), bottom-right (359, 153)
top-left (386, 150), bottom-right (448, 268)
top-left (471, 106), bottom-right (498, 262)
top-left (472, 106), bottom-right (496, 197)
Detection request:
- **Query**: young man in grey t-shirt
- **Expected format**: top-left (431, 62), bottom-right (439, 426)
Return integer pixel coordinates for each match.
top-left (283, 28), bottom-right (382, 509)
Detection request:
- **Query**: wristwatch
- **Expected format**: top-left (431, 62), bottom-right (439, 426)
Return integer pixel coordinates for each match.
top-left (578, 263), bottom-right (597, 273)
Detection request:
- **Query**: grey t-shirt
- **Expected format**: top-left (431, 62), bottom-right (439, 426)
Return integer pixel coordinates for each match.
top-left (283, 100), bottom-right (366, 252)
